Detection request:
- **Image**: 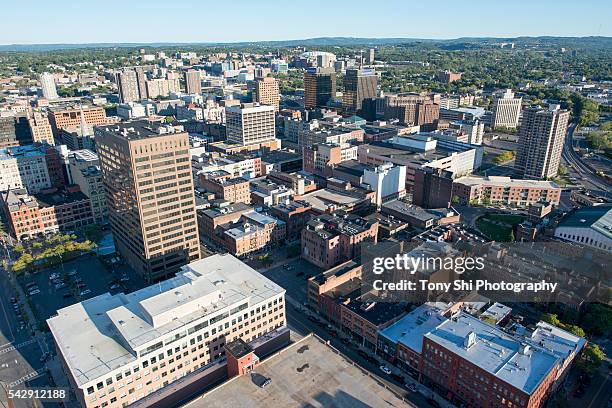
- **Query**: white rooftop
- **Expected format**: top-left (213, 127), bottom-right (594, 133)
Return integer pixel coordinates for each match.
top-left (425, 313), bottom-right (559, 395)
top-left (454, 175), bottom-right (559, 189)
top-left (47, 254), bottom-right (284, 387)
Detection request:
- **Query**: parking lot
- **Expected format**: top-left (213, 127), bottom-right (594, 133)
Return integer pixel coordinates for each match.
top-left (17, 254), bottom-right (146, 322)
top-left (261, 258), bottom-right (323, 304)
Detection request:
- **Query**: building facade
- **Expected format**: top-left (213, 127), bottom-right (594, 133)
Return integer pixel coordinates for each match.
top-left (452, 176), bottom-right (561, 207)
top-left (67, 149), bottom-right (108, 223)
top-left (343, 68), bottom-right (377, 116)
top-left (304, 67), bottom-right (336, 109)
top-left (253, 77), bottom-right (280, 112)
top-left (491, 89), bottom-right (522, 130)
top-left (96, 121), bottom-right (200, 282)
top-left (226, 103), bottom-right (276, 146)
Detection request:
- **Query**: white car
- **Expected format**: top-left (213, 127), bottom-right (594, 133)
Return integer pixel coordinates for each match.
top-left (379, 365), bottom-right (392, 375)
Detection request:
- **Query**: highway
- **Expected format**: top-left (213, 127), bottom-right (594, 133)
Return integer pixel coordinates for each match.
top-left (562, 123), bottom-right (612, 196)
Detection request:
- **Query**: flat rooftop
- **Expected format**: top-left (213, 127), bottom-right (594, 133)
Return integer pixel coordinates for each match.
top-left (187, 335), bottom-right (412, 408)
top-left (47, 254), bottom-right (285, 387)
top-left (557, 204), bottom-right (612, 239)
top-left (299, 188), bottom-right (366, 213)
top-left (96, 120), bottom-right (186, 140)
top-left (379, 303), bottom-right (448, 354)
top-left (454, 176), bottom-right (559, 189)
top-left (425, 312), bottom-right (559, 395)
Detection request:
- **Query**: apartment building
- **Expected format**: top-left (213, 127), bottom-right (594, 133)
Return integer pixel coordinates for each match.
top-left (145, 78), bottom-right (180, 99)
top-left (253, 77), bottom-right (280, 112)
top-left (437, 70), bottom-right (462, 84)
top-left (40, 72), bottom-right (59, 100)
top-left (47, 254), bottom-right (286, 408)
top-left (226, 103), bottom-right (276, 146)
top-left (515, 105), bottom-right (570, 180)
top-left (28, 112), bottom-right (55, 144)
top-left (67, 149), bottom-right (107, 223)
top-left (0, 145), bottom-right (52, 193)
top-left (298, 127), bottom-right (364, 150)
top-left (199, 171), bottom-right (251, 204)
top-left (96, 121), bottom-right (200, 282)
top-left (452, 176), bottom-right (561, 207)
top-left (48, 105), bottom-right (107, 135)
top-left (301, 213), bottom-right (378, 269)
top-left (303, 143), bottom-right (358, 177)
top-left (491, 89), bottom-right (522, 130)
top-left (2, 187), bottom-right (94, 240)
top-left (249, 179), bottom-right (293, 206)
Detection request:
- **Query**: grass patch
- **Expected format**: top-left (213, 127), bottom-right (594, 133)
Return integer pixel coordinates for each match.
top-left (476, 214), bottom-right (526, 242)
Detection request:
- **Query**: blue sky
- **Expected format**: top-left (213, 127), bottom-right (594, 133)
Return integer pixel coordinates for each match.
top-left (3, 0), bottom-right (611, 44)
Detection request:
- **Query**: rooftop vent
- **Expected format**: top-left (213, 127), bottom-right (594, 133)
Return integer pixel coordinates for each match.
top-left (464, 331), bottom-right (477, 349)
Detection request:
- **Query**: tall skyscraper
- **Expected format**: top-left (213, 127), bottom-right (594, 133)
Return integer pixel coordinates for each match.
top-left (96, 121), bottom-right (200, 282)
top-left (253, 77), bottom-right (280, 112)
top-left (304, 67), bottom-right (336, 109)
top-left (117, 69), bottom-right (141, 103)
top-left (39, 72), bottom-right (59, 100)
top-left (492, 89), bottom-right (522, 129)
top-left (343, 68), bottom-right (377, 116)
top-left (515, 105), bottom-right (570, 180)
top-left (226, 103), bottom-right (276, 146)
top-left (184, 69), bottom-right (202, 95)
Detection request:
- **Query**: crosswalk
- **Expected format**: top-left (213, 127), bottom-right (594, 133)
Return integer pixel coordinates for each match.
top-left (8, 368), bottom-right (46, 387)
top-left (0, 338), bottom-right (37, 355)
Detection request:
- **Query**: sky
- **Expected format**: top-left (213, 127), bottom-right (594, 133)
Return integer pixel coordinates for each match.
top-left (3, 0), bottom-right (611, 44)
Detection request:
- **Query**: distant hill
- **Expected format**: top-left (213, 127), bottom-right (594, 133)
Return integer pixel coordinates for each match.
top-left (0, 36), bottom-right (610, 52)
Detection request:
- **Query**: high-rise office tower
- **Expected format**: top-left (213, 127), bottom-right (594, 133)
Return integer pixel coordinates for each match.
top-left (304, 67), bottom-right (336, 109)
top-left (40, 72), bottom-right (59, 100)
top-left (96, 121), bottom-right (200, 282)
top-left (492, 89), bottom-right (522, 129)
top-left (253, 77), bottom-right (280, 112)
top-left (117, 69), bottom-right (141, 103)
top-left (515, 105), bottom-right (570, 180)
top-left (184, 69), bottom-right (202, 95)
top-left (343, 68), bottom-right (377, 116)
top-left (226, 103), bottom-right (276, 146)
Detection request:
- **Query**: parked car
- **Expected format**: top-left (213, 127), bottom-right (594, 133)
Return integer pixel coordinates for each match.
top-left (67, 270), bottom-right (78, 276)
top-left (404, 383), bottom-right (417, 392)
top-left (379, 365), bottom-right (392, 375)
top-left (79, 289), bottom-right (92, 296)
top-left (109, 284), bottom-right (121, 290)
top-left (28, 289), bottom-right (41, 296)
top-left (10, 297), bottom-right (17, 304)
top-left (120, 276), bottom-right (130, 282)
top-left (55, 283), bottom-right (67, 289)
top-left (76, 283), bottom-right (86, 289)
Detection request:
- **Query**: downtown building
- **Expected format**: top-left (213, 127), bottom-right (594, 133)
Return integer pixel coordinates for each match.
top-left (184, 70), bottom-right (202, 95)
top-left (253, 77), bottom-right (280, 112)
top-left (491, 89), bottom-right (522, 130)
top-left (304, 67), bottom-right (336, 109)
top-left (48, 105), bottom-right (108, 135)
top-left (225, 103), bottom-right (279, 151)
top-left (47, 254), bottom-right (286, 408)
top-left (383, 92), bottom-right (440, 130)
top-left (378, 306), bottom-right (586, 408)
top-left (514, 105), bottom-right (570, 180)
top-left (96, 121), bottom-right (200, 282)
top-left (451, 176), bottom-right (561, 207)
top-left (28, 112), bottom-right (55, 144)
top-left (40, 72), bottom-right (59, 100)
top-left (342, 68), bottom-right (377, 116)
top-left (66, 149), bottom-right (108, 223)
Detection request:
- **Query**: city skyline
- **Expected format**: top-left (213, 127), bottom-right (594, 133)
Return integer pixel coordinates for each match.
top-left (2, 0), bottom-right (611, 45)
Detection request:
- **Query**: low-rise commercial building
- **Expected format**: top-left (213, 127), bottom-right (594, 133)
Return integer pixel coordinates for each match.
top-left (199, 171), bottom-right (251, 204)
top-left (48, 254), bottom-right (286, 408)
top-left (2, 187), bottom-right (94, 240)
top-left (269, 200), bottom-right (313, 239)
top-left (554, 204), bottom-right (611, 251)
top-left (222, 212), bottom-right (286, 256)
top-left (301, 213), bottom-right (378, 269)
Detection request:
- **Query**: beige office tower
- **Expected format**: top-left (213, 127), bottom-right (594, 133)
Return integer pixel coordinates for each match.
top-left (184, 69), bottom-right (202, 95)
top-left (226, 103), bottom-right (275, 145)
top-left (117, 69), bottom-right (141, 103)
top-left (367, 48), bottom-right (375, 64)
top-left (491, 89), bottom-right (522, 129)
top-left (96, 121), bottom-right (200, 282)
top-left (28, 112), bottom-right (54, 144)
top-left (515, 105), bottom-right (570, 180)
top-left (253, 77), bottom-right (280, 112)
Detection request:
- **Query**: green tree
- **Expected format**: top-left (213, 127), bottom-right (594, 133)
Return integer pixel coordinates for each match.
top-left (576, 343), bottom-right (606, 376)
